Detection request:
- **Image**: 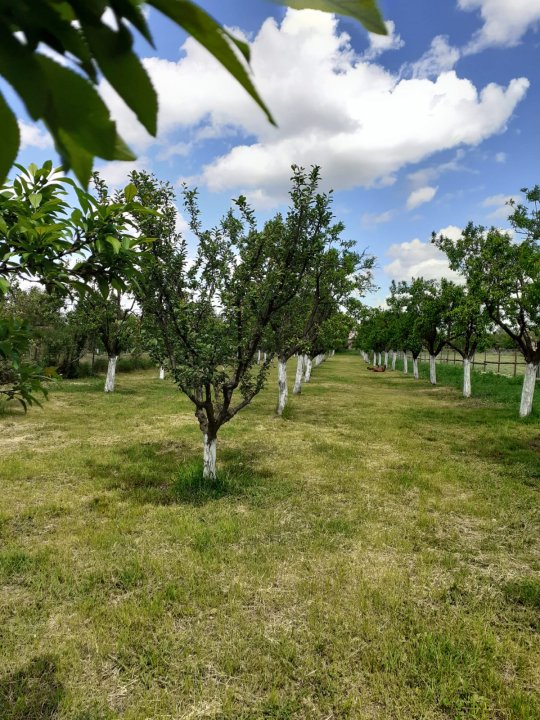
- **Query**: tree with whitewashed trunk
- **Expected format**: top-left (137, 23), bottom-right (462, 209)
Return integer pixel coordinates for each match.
top-left (135, 166), bottom-right (341, 479)
top-left (269, 208), bottom-right (373, 415)
top-left (386, 286), bottom-right (421, 377)
top-left (77, 290), bottom-right (137, 392)
top-left (440, 285), bottom-right (492, 398)
top-left (434, 190), bottom-right (540, 416)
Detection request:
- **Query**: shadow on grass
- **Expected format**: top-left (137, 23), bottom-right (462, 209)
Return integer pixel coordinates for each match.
top-left (89, 440), bottom-right (275, 506)
top-left (0, 655), bottom-right (64, 720)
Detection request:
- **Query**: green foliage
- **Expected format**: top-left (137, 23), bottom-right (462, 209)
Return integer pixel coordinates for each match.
top-left (0, 0), bottom-right (385, 185)
top-left (0, 317), bottom-right (48, 410)
top-left (279, 0), bottom-right (386, 33)
top-left (434, 191), bottom-right (540, 365)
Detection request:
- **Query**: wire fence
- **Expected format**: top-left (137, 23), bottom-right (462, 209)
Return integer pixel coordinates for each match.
top-left (416, 349), bottom-right (536, 378)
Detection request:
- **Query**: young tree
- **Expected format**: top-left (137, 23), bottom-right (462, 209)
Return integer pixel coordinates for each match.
top-left (442, 286), bottom-right (491, 398)
top-left (135, 166), bottom-right (342, 479)
top-left (434, 208), bottom-right (540, 416)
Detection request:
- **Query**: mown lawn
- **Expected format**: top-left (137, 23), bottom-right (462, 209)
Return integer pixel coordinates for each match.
top-left (1, 354), bottom-right (539, 719)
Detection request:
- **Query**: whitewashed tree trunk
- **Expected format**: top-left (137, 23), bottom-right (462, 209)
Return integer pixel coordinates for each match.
top-left (304, 355), bottom-right (312, 382)
top-left (293, 354), bottom-right (304, 394)
top-left (519, 362), bottom-right (538, 417)
top-left (384, 351), bottom-right (389, 367)
top-left (463, 357), bottom-right (472, 398)
top-left (403, 352), bottom-right (408, 374)
top-left (429, 354), bottom-right (437, 385)
top-left (377, 352), bottom-right (382, 366)
top-left (159, 366), bottom-right (165, 380)
top-left (257, 350), bottom-right (261, 364)
top-left (277, 357), bottom-right (288, 415)
top-left (203, 434), bottom-right (217, 480)
top-left (413, 357), bottom-right (419, 379)
top-left (372, 351), bottom-right (376, 364)
top-left (314, 354), bottom-right (324, 367)
top-left (263, 352), bottom-right (267, 363)
top-left (104, 355), bottom-right (117, 392)
top-left (392, 351), bottom-right (397, 370)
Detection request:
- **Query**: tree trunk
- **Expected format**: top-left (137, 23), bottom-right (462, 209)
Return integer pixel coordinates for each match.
top-left (413, 357), bottom-right (419, 379)
top-left (429, 354), bottom-right (436, 385)
top-left (159, 366), bottom-right (165, 380)
top-left (293, 354), bottom-right (303, 395)
top-left (392, 351), bottom-right (396, 370)
top-left (304, 355), bottom-right (312, 382)
top-left (104, 355), bottom-right (117, 392)
top-left (377, 352), bottom-right (382, 366)
top-left (519, 362), bottom-right (538, 417)
top-left (463, 357), bottom-right (472, 398)
top-left (372, 350), bottom-right (376, 365)
top-left (384, 351), bottom-right (389, 367)
top-left (257, 349), bottom-right (261, 364)
top-left (403, 352), bottom-right (408, 374)
top-left (277, 356), bottom-right (288, 415)
top-left (263, 352), bottom-right (267, 363)
top-left (203, 433), bottom-right (217, 480)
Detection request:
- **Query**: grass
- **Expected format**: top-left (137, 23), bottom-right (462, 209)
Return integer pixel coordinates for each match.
top-left (415, 359), bottom-right (539, 414)
top-left (1, 355), bottom-right (539, 719)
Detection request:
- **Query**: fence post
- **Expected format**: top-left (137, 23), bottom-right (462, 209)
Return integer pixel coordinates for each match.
top-left (514, 349), bottom-right (517, 378)
top-left (497, 349), bottom-right (501, 375)
top-left (483, 350), bottom-right (487, 372)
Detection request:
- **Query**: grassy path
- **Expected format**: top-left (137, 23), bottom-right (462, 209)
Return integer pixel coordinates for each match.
top-left (1, 354), bottom-right (539, 719)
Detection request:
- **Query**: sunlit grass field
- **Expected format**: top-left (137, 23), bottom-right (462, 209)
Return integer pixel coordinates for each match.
top-left (1, 354), bottom-right (539, 719)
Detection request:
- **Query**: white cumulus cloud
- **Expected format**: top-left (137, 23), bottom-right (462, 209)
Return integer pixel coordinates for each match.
top-left (409, 36), bottom-right (461, 79)
top-left (459, 0), bottom-right (540, 52)
top-left (383, 226), bottom-right (464, 282)
top-left (406, 186), bottom-right (438, 210)
top-left (481, 192), bottom-right (519, 220)
top-left (100, 9), bottom-right (529, 206)
top-left (363, 20), bottom-right (404, 60)
top-left (19, 121), bottom-right (53, 150)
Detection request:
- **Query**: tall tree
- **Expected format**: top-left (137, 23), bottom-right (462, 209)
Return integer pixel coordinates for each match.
top-left (135, 166), bottom-right (341, 479)
top-left (434, 207), bottom-right (540, 416)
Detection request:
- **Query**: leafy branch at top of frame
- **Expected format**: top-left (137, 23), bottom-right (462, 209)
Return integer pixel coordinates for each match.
top-left (0, 0), bottom-right (386, 186)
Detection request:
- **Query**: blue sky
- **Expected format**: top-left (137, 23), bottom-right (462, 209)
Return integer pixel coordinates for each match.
top-left (13, 0), bottom-right (540, 304)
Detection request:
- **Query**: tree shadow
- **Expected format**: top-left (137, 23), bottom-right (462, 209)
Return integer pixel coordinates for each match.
top-left (89, 439), bottom-right (275, 506)
top-left (0, 655), bottom-right (64, 720)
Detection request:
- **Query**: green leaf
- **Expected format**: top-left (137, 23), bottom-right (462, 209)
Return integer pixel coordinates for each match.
top-left (123, 182), bottom-right (137, 202)
top-left (0, 92), bottom-right (20, 185)
top-left (106, 235), bottom-right (122, 253)
top-left (0, 277), bottom-right (9, 295)
top-left (82, 22), bottom-right (158, 136)
top-left (29, 193), bottom-right (43, 209)
top-left (37, 55), bottom-right (134, 161)
top-left (151, 0), bottom-right (275, 125)
top-left (273, 0), bottom-right (387, 35)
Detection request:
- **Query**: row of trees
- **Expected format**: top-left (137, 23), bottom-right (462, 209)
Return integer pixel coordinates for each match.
top-left (1, 162), bottom-right (371, 478)
top-left (356, 187), bottom-right (539, 417)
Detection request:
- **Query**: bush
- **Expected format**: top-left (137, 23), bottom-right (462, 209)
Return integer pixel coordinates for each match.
top-left (76, 355), bottom-right (156, 377)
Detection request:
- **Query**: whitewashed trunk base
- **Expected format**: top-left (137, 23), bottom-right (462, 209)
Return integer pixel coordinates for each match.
top-left (159, 366), bottom-right (165, 380)
top-left (104, 355), bottom-right (117, 392)
top-left (391, 351), bottom-right (397, 371)
top-left (384, 351), bottom-right (389, 367)
top-left (257, 350), bottom-right (261, 364)
top-left (304, 356), bottom-right (312, 382)
top-left (429, 354), bottom-right (437, 385)
top-left (293, 354), bottom-right (303, 395)
top-left (203, 435), bottom-right (217, 480)
top-left (403, 352), bottom-right (408, 375)
top-left (277, 359), bottom-right (288, 415)
top-left (519, 362), bottom-right (538, 417)
top-left (413, 358), bottom-right (419, 380)
top-left (463, 358), bottom-right (472, 398)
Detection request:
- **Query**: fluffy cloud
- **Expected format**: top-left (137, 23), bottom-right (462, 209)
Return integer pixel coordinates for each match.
top-left (406, 186), bottom-right (438, 210)
top-left (363, 20), bottom-right (404, 60)
top-left (481, 193), bottom-right (519, 220)
top-left (409, 36), bottom-right (461, 79)
top-left (101, 9), bottom-right (529, 205)
top-left (19, 121), bottom-right (53, 150)
top-left (94, 158), bottom-right (150, 187)
top-left (361, 210), bottom-right (394, 226)
top-left (459, 0), bottom-right (540, 52)
top-left (383, 225), bottom-right (463, 282)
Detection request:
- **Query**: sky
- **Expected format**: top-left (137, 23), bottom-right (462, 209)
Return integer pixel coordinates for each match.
top-left (12, 0), bottom-right (540, 305)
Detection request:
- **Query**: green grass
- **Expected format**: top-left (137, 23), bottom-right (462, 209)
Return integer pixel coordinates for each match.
top-left (1, 355), bottom-right (539, 719)
top-left (415, 359), bottom-right (540, 415)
